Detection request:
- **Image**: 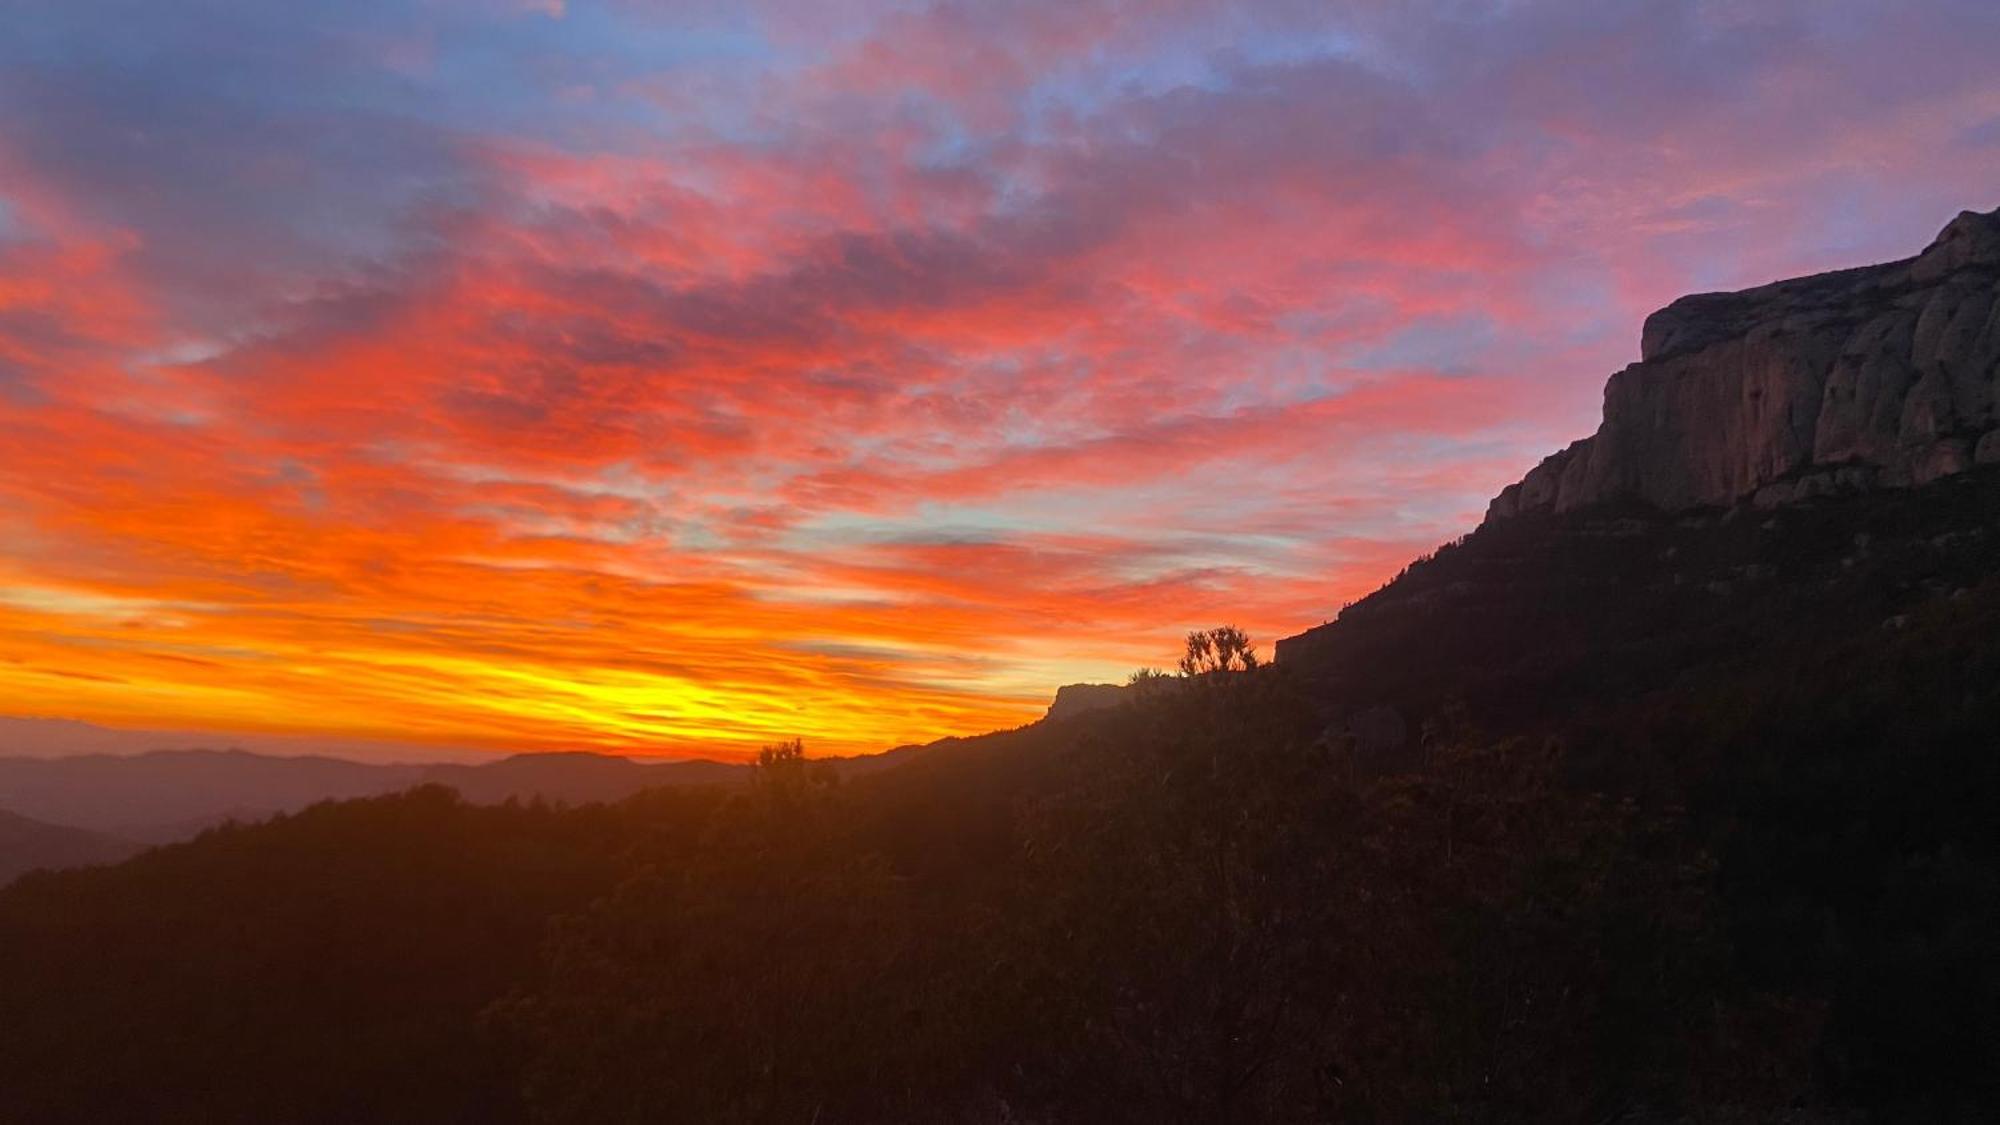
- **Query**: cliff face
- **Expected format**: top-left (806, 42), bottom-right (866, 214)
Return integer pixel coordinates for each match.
top-left (1042, 682), bottom-right (1128, 723)
top-left (1488, 207), bottom-right (2000, 522)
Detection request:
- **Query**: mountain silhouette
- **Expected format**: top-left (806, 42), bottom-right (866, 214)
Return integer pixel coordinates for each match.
top-left (0, 741), bottom-right (939, 846)
top-left (0, 808), bottom-right (141, 885)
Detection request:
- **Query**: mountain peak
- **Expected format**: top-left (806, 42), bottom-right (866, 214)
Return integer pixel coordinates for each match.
top-left (1918, 206), bottom-right (2000, 275)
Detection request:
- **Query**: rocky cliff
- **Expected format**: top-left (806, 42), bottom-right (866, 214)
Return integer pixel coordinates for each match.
top-left (1042, 682), bottom-right (1128, 723)
top-left (1487, 207), bottom-right (2000, 521)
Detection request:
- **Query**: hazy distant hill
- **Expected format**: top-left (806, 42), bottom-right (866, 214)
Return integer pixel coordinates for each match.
top-left (0, 715), bottom-right (489, 763)
top-left (415, 752), bottom-right (747, 805)
top-left (0, 745), bottom-right (949, 840)
top-left (0, 749), bottom-right (420, 838)
top-left (0, 748), bottom-right (757, 839)
top-left (0, 808), bottom-right (141, 884)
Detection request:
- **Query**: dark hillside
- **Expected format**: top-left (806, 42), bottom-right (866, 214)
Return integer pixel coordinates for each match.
top-left (1278, 465), bottom-right (2000, 742)
top-left (0, 808), bottom-right (141, 885)
top-left (0, 788), bottom-right (721, 1124)
top-left (2, 516), bottom-right (1993, 1120)
top-left (4, 404), bottom-right (1999, 1121)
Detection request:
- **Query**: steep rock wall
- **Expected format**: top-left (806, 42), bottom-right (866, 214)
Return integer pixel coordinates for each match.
top-left (1487, 207), bottom-right (2000, 521)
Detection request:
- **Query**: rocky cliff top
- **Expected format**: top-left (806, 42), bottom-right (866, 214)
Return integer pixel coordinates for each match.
top-left (1042, 682), bottom-right (1128, 723)
top-left (1488, 207), bottom-right (2000, 523)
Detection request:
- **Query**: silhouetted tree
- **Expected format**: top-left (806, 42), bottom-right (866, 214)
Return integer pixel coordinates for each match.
top-left (750, 737), bottom-right (836, 814)
top-left (1177, 625), bottom-right (1259, 677)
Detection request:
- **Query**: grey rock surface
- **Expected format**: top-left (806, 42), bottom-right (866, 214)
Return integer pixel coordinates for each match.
top-left (1488, 207), bottom-right (2000, 522)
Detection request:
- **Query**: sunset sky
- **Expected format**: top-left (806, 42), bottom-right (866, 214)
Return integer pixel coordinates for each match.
top-left (3, 0), bottom-right (1998, 759)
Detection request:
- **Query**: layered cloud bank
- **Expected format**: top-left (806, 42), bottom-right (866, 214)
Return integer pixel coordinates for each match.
top-left (2, 0), bottom-right (1998, 757)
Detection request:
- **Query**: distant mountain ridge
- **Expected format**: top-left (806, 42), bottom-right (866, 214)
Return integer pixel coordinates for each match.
top-left (0, 682), bottom-right (1069, 847)
top-left (0, 739), bottom-right (944, 845)
top-left (417, 751), bottom-right (748, 806)
top-left (0, 749), bottom-right (418, 839)
top-left (0, 808), bottom-right (142, 885)
top-left (0, 715), bottom-right (496, 763)
top-left (0, 747), bottom-right (753, 842)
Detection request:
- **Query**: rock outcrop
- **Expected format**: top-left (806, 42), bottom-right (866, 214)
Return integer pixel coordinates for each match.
top-left (1042, 682), bottom-right (1128, 723)
top-left (1487, 207), bottom-right (2000, 522)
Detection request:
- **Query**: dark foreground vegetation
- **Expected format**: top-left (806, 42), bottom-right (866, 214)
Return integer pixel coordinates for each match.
top-left (3, 475), bottom-right (1999, 1124)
